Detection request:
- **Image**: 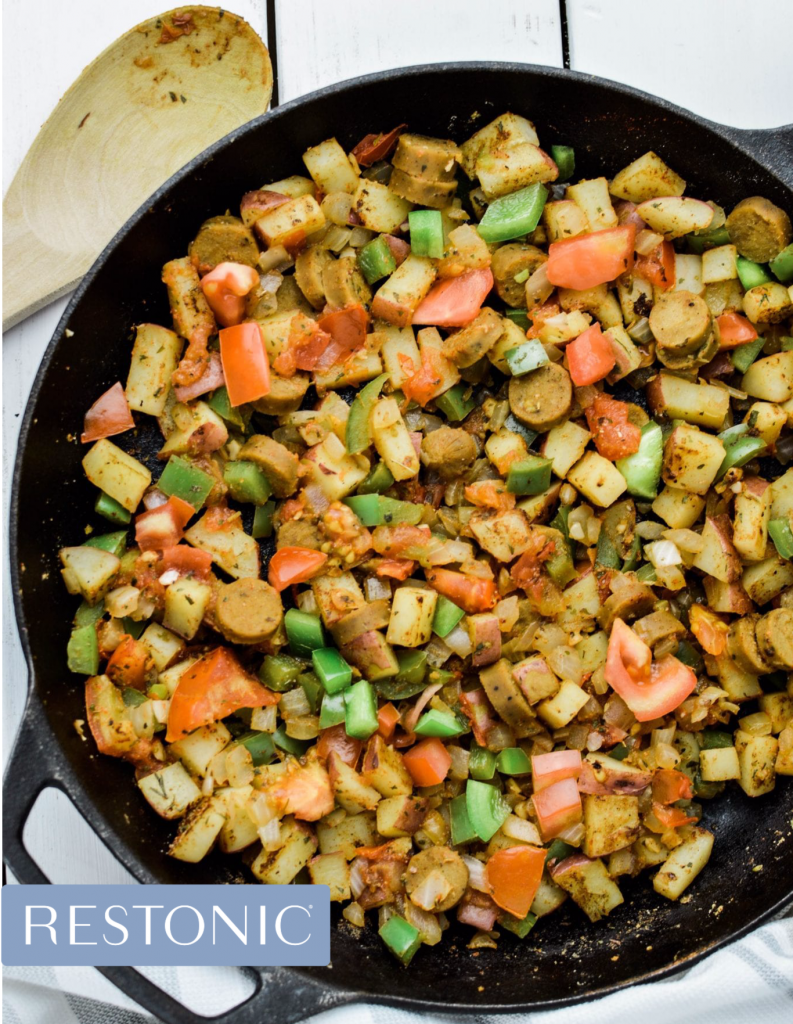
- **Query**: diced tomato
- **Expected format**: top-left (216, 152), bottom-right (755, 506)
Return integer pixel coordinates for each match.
top-left (265, 758), bottom-right (334, 821)
top-left (486, 845), bottom-right (546, 919)
top-left (403, 737), bottom-right (452, 787)
top-left (605, 619), bottom-right (697, 722)
top-left (425, 567), bottom-right (497, 614)
top-left (531, 750), bottom-right (582, 793)
top-left (316, 724), bottom-right (361, 767)
top-left (316, 304), bottom-right (369, 368)
top-left (219, 322), bottom-right (270, 406)
top-left (81, 382), bottom-right (135, 443)
top-left (375, 558), bottom-right (416, 580)
top-left (377, 702), bottom-right (401, 741)
top-left (525, 300), bottom-right (561, 340)
top-left (653, 768), bottom-right (694, 804)
top-left (464, 480), bottom-right (515, 510)
top-left (689, 604), bottom-right (729, 656)
top-left (532, 777), bottom-right (582, 840)
top-left (510, 536), bottom-right (565, 617)
top-left (401, 343), bottom-right (452, 406)
top-left (351, 124), bottom-right (407, 166)
top-left (372, 524), bottom-right (432, 559)
top-left (412, 268), bottom-right (494, 327)
top-left (585, 393), bottom-right (642, 460)
top-left (106, 635), bottom-right (149, 690)
top-left (635, 241), bottom-right (675, 291)
top-left (546, 225), bottom-right (636, 290)
top-left (166, 647), bottom-right (278, 742)
top-left (652, 802), bottom-right (697, 830)
top-left (459, 688), bottom-right (496, 746)
top-left (159, 544), bottom-right (213, 580)
top-left (716, 312), bottom-right (758, 349)
top-left (268, 547), bottom-right (328, 592)
top-left (135, 496), bottom-right (195, 552)
top-left (354, 840), bottom-right (412, 862)
top-left (566, 323), bottom-right (616, 386)
top-left (273, 313), bottom-right (332, 376)
top-left (173, 351), bottom-right (226, 403)
top-left (200, 262), bottom-right (259, 327)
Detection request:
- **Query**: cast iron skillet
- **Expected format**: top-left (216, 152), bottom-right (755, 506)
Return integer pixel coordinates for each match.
top-left (5, 63), bottom-right (793, 1024)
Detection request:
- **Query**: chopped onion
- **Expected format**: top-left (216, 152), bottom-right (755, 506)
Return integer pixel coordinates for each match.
top-left (651, 724), bottom-right (677, 748)
top-left (150, 700), bottom-right (170, 726)
top-left (348, 226), bottom-right (375, 248)
top-left (444, 624), bottom-right (473, 658)
top-left (533, 623), bottom-right (566, 656)
top-left (364, 575), bottom-right (392, 601)
top-left (645, 539), bottom-right (683, 568)
top-left (158, 570), bottom-right (180, 587)
top-left (349, 859), bottom-right (367, 900)
top-left (248, 791), bottom-right (277, 827)
top-left (285, 715), bottom-right (320, 740)
top-left (343, 902), bottom-right (365, 928)
top-left (303, 484), bottom-right (331, 513)
top-left (427, 539), bottom-right (474, 565)
top-left (142, 488), bottom-right (169, 510)
top-left (555, 820), bottom-right (585, 845)
top-left (485, 722), bottom-right (514, 751)
top-left (226, 743), bottom-right (254, 787)
top-left (105, 585), bottom-right (140, 618)
top-left (424, 635), bottom-right (452, 667)
top-left (525, 262), bottom-right (553, 306)
top-left (502, 815), bottom-right (542, 845)
top-left (209, 749), bottom-right (229, 786)
top-left (494, 595), bottom-right (520, 632)
top-left (654, 742), bottom-right (681, 769)
top-left (201, 774), bottom-right (214, 797)
top-left (627, 317), bottom-right (654, 345)
top-left (258, 245), bottom-right (292, 273)
top-left (251, 705), bottom-right (277, 733)
top-left (635, 520), bottom-right (666, 540)
top-left (447, 745), bottom-right (470, 780)
top-left (461, 855), bottom-right (491, 894)
top-left (548, 645), bottom-right (583, 685)
top-left (322, 224), bottom-right (353, 252)
top-left (635, 229), bottom-right (664, 255)
top-left (404, 900), bottom-right (442, 945)
top-left (128, 701), bottom-right (156, 739)
top-left (258, 270), bottom-right (282, 295)
top-left (279, 686), bottom-right (311, 720)
top-left (297, 589), bottom-right (319, 615)
top-left (258, 819), bottom-right (283, 852)
top-left (662, 528), bottom-right (704, 553)
top-left (410, 870), bottom-right (453, 912)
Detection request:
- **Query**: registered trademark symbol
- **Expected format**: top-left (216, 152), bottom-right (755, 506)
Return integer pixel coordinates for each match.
top-left (309, 905), bottom-right (313, 909)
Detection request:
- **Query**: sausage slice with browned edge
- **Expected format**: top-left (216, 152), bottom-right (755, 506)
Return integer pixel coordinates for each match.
top-left (215, 579), bottom-right (283, 644)
top-left (508, 361), bottom-right (573, 432)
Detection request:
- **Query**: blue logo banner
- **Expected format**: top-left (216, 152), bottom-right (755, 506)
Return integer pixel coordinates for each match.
top-left (1, 885), bottom-right (330, 967)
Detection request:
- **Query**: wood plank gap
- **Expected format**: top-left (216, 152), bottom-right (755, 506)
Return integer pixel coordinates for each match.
top-left (266, 0), bottom-right (280, 107)
top-left (558, 0), bottom-right (571, 69)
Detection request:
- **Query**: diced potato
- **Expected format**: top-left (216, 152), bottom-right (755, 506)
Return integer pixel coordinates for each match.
top-left (542, 420), bottom-right (592, 478)
top-left (652, 486), bottom-right (706, 529)
top-left (257, 310), bottom-right (296, 362)
top-left (254, 195), bottom-right (325, 247)
top-left (184, 510), bottom-right (260, 579)
top-left (517, 481), bottom-right (563, 524)
top-left (308, 852), bottom-right (351, 901)
top-left (543, 200), bottom-right (588, 242)
top-left (170, 722), bottom-right (232, 777)
top-left (60, 546), bottom-right (119, 605)
top-left (652, 827), bottom-right (714, 900)
top-left (314, 348), bottom-right (384, 390)
top-left (412, 326), bottom-right (460, 400)
top-left (512, 655), bottom-right (559, 704)
top-left (742, 556), bottom-right (793, 605)
top-left (745, 402), bottom-right (787, 449)
top-left (567, 177), bottom-right (617, 232)
top-left (376, 795), bottom-right (428, 838)
top-left (159, 400), bottom-right (228, 458)
top-left (163, 578), bottom-right (212, 640)
top-left (328, 753), bottom-right (382, 814)
top-left (82, 438), bottom-right (152, 513)
top-left (576, 631), bottom-right (609, 673)
top-left (616, 274), bottom-right (654, 325)
top-left (217, 786), bottom-right (260, 853)
top-left (742, 283), bottom-right (793, 325)
top-left (379, 326), bottom-right (420, 388)
top-left (371, 255), bottom-right (436, 327)
top-left (742, 351), bottom-right (793, 402)
top-left (776, 725), bottom-right (793, 775)
top-left (582, 795), bottom-right (640, 858)
top-left (699, 746), bottom-right (740, 782)
top-left (537, 680), bottom-right (589, 729)
top-left (488, 317), bottom-right (527, 375)
top-left (251, 816), bottom-right (318, 883)
top-left (770, 467), bottom-right (793, 520)
top-left (646, 373), bottom-right (729, 429)
top-left (303, 138), bottom-right (359, 195)
top-left (485, 429), bottom-right (529, 475)
top-left (733, 487), bottom-right (770, 562)
top-left (735, 729), bottom-right (778, 796)
top-left (672, 253), bottom-right (704, 295)
top-left (552, 855), bottom-right (624, 922)
top-left (692, 516), bottom-right (741, 583)
top-left (370, 397), bottom-right (420, 481)
top-left (138, 762), bottom-right (202, 819)
top-left (354, 179), bottom-right (412, 233)
top-left (633, 834), bottom-right (670, 872)
top-left (556, 571), bottom-right (601, 633)
top-left (140, 622), bottom-right (184, 670)
top-left (607, 325), bottom-right (643, 382)
top-left (386, 586), bottom-right (437, 647)
top-left (636, 196), bottom-right (714, 239)
top-left (567, 452), bottom-right (628, 508)
top-left (168, 795), bottom-right (227, 863)
top-left (301, 432), bottom-right (370, 500)
top-left (317, 811), bottom-right (378, 859)
top-left (460, 112), bottom-right (539, 179)
top-left (469, 509), bottom-right (534, 562)
top-left (475, 141), bottom-right (557, 199)
top-left (530, 872), bottom-right (568, 917)
top-left (714, 649), bottom-right (763, 702)
top-left (312, 571), bottom-right (366, 627)
top-left (610, 151), bottom-right (685, 204)
top-left (662, 426), bottom-right (724, 496)
top-left (262, 175), bottom-right (315, 199)
top-left (758, 693), bottom-right (793, 734)
top-left (702, 244), bottom-right (738, 283)
top-left (125, 324), bottom-right (182, 417)
top-left (362, 735), bottom-right (413, 796)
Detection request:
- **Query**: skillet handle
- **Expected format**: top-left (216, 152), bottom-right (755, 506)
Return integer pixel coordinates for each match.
top-left (716, 123), bottom-right (793, 191)
top-left (98, 965), bottom-right (357, 1024)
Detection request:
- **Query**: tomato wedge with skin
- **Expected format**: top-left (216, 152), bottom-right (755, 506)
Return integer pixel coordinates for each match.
top-left (81, 382), bottom-right (135, 443)
top-left (106, 635), bottom-right (149, 691)
top-left (316, 304), bottom-right (369, 369)
top-left (268, 547), bottom-right (328, 592)
top-left (166, 647), bottom-right (278, 742)
top-left (402, 343), bottom-right (452, 406)
top-left (412, 268), bottom-right (494, 327)
top-left (585, 393), bottom-right (642, 460)
top-left (716, 311), bottom-right (758, 349)
top-left (635, 241), bottom-right (675, 291)
top-left (486, 845), bottom-right (546, 919)
top-left (605, 619), bottom-right (697, 722)
top-left (546, 225), bottom-right (636, 290)
top-left (531, 749), bottom-right (582, 793)
top-left (403, 737), bottom-right (452, 787)
top-left (425, 567), bottom-right (498, 614)
top-left (219, 322), bottom-right (271, 406)
top-left (200, 262), bottom-right (259, 327)
top-left (688, 604), bottom-right (729, 656)
top-left (135, 496), bottom-right (195, 552)
top-left (532, 777), bottom-right (582, 840)
top-left (653, 768), bottom-right (694, 804)
top-left (351, 124), bottom-right (407, 166)
top-left (159, 544), bottom-right (213, 580)
top-left (566, 323), bottom-right (617, 386)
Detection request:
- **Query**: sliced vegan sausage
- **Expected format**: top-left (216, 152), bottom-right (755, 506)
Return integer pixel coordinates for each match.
top-left (239, 434), bottom-right (300, 497)
top-left (649, 290), bottom-right (713, 364)
top-left (251, 373), bottom-right (310, 416)
top-left (726, 196), bottom-right (793, 263)
top-left (491, 243), bottom-right (547, 307)
top-left (322, 256), bottom-right (372, 309)
top-left (508, 361), bottom-right (572, 432)
top-left (215, 578), bottom-right (283, 644)
top-left (728, 614), bottom-right (773, 675)
top-left (447, 307), bottom-right (503, 368)
top-left (405, 847), bottom-right (468, 912)
top-left (276, 275), bottom-right (314, 315)
top-left (392, 133), bottom-right (461, 181)
top-left (389, 168), bottom-right (457, 209)
top-left (420, 426), bottom-right (477, 480)
top-left (188, 215), bottom-right (258, 274)
top-left (276, 518), bottom-right (322, 551)
top-left (754, 608), bottom-right (793, 670)
top-left (295, 246), bottom-right (336, 309)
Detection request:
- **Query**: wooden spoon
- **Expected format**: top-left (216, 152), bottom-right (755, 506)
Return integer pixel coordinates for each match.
top-left (3, 6), bottom-right (272, 331)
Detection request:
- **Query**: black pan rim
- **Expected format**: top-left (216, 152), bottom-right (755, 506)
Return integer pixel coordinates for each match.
top-left (9, 60), bottom-right (793, 1014)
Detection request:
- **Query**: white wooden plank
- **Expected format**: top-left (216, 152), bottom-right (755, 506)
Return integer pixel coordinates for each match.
top-left (275, 0), bottom-right (563, 102)
top-left (567, 0), bottom-right (793, 129)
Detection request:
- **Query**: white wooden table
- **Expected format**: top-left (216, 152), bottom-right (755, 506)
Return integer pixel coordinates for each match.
top-left (3, 0), bottom-right (791, 1006)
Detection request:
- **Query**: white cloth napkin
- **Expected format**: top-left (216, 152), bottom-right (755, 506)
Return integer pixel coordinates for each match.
top-left (3, 916), bottom-right (792, 1024)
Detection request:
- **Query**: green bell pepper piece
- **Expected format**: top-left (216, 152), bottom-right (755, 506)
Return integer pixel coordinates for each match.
top-left (434, 383), bottom-right (476, 422)
top-left (607, 743), bottom-right (630, 762)
top-left (312, 647), bottom-right (353, 694)
top-left (730, 335), bottom-right (765, 373)
top-left (343, 494), bottom-right (423, 527)
top-left (465, 779), bottom-right (510, 842)
top-left (158, 455), bottom-right (215, 510)
top-left (207, 386), bottom-right (249, 430)
top-left (272, 725), bottom-right (311, 757)
top-left (358, 235), bottom-right (397, 285)
top-left (67, 624), bottom-right (99, 675)
top-left (449, 793), bottom-right (479, 845)
top-left (432, 594), bottom-right (465, 638)
top-left (686, 225), bottom-right (730, 254)
top-left (122, 616), bottom-right (145, 639)
top-left (85, 530), bottom-right (127, 558)
top-left (675, 639), bottom-right (704, 673)
top-left (346, 373), bottom-right (389, 454)
top-left (616, 421), bottom-right (663, 499)
top-left (716, 427), bottom-right (767, 479)
top-left (414, 708), bottom-right (465, 738)
top-left (769, 518), bottom-right (793, 559)
top-left (693, 773), bottom-right (724, 800)
top-left (550, 145), bottom-right (575, 181)
top-left (284, 609), bottom-right (325, 657)
top-left (237, 730), bottom-right (277, 766)
top-left (545, 839), bottom-right (575, 862)
top-left (223, 460), bottom-right (272, 505)
top-left (769, 243), bottom-right (793, 284)
top-left (344, 679), bottom-right (379, 740)
top-left (549, 504), bottom-right (574, 560)
top-left (635, 563), bottom-right (657, 583)
top-left (122, 687), bottom-right (148, 707)
top-left (95, 491), bottom-right (132, 525)
top-left (595, 527), bottom-right (622, 570)
top-left (736, 256), bottom-right (774, 290)
top-left (504, 339), bottom-right (549, 377)
top-left (319, 691), bottom-right (347, 728)
top-left (379, 914), bottom-right (421, 965)
top-left (147, 682), bottom-right (169, 700)
top-left (495, 747), bottom-right (532, 775)
top-left (409, 209), bottom-right (444, 258)
top-left (357, 462), bottom-right (395, 494)
top-left (506, 454), bottom-right (553, 495)
top-left (469, 744), bottom-right (497, 780)
top-left (544, 531), bottom-right (577, 586)
top-left (505, 309), bottom-right (530, 331)
top-left (478, 183), bottom-right (548, 243)
top-left (252, 499), bottom-right (276, 539)
top-left (781, 337), bottom-right (793, 351)
top-left (259, 653), bottom-right (304, 691)
top-left (299, 672), bottom-right (323, 713)
top-left (499, 911), bottom-right (537, 938)
top-left (375, 650), bottom-right (428, 700)
top-left (75, 599), bottom-right (105, 628)
top-left (701, 729), bottom-right (733, 750)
